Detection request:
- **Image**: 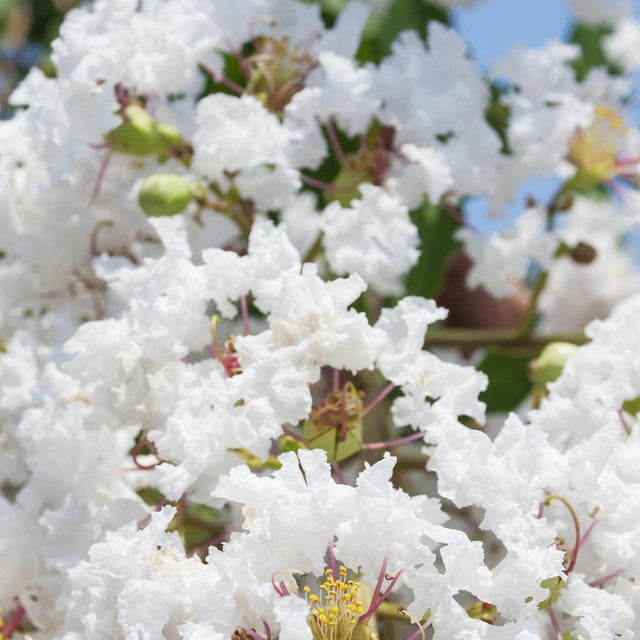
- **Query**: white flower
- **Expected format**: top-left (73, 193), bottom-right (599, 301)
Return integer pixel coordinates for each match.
top-left (457, 206), bottom-right (558, 298)
top-left (321, 185), bottom-right (420, 295)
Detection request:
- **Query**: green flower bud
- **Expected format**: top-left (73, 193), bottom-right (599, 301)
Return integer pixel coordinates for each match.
top-left (529, 342), bottom-right (579, 389)
top-left (156, 122), bottom-right (189, 163)
top-left (105, 104), bottom-right (159, 156)
top-left (138, 174), bottom-right (194, 217)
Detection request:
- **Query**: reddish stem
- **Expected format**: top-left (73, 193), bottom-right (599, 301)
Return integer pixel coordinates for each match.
top-left (326, 119), bottom-right (347, 169)
top-left (588, 568), bottom-right (625, 589)
top-left (240, 296), bottom-right (251, 335)
top-left (2, 603), bottom-right (26, 638)
top-left (333, 368), bottom-right (340, 393)
top-left (362, 383), bottom-right (395, 417)
top-left (361, 431), bottom-right (425, 450)
top-left (300, 173), bottom-right (334, 191)
top-left (547, 604), bottom-right (564, 640)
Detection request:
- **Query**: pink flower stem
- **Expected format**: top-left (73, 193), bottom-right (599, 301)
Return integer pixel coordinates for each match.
top-left (329, 539), bottom-right (338, 577)
top-left (326, 119), bottom-right (347, 169)
top-left (618, 410), bottom-right (631, 436)
top-left (332, 461), bottom-right (347, 485)
top-left (240, 296), bottom-right (251, 335)
top-left (203, 64), bottom-right (245, 95)
top-left (360, 559), bottom-right (388, 621)
top-left (91, 149), bottom-right (113, 203)
top-left (282, 425), bottom-right (306, 443)
top-left (361, 431), bottom-right (425, 450)
top-left (588, 568), bottom-right (626, 589)
top-left (614, 156), bottom-right (640, 166)
top-left (547, 604), bottom-right (564, 640)
top-left (333, 368), bottom-right (340, 393)
top-left (578, 518), bottom-right (597, 549)
top-left (544, 495), bottom-right (581, 573)
top-left (405, 619), bottom-right (430, 640)
top-left (300, 173), bottom-right (334, 191)
top-left (362, 383), bottom-right (396, 417)
top-left (2, 603), bottom-right (26, 638)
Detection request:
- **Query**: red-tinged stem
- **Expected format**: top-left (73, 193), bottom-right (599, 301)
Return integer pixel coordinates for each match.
top-left (360, 559), bottom-right (388, 621)
top-left (362, 383), bottom-right (395, 417)
top-left (240, 296), bottom-right (251, 335)
top-left (548, 604), bottom-right (564, 640)
top-left (588, 568), bottom-right (625, 589)
top-left (300, 173), bottom-right (334, 191)
top-left (203, 64), bottom-right (245, 95)
top-left (270, 573), bottom-right (289, 598)
top-left (246, 629), bottom-right (266, 640)
top-left (326, 119), bottom-right (347, 169)
top-left (578, 518), bottom-right (597, 549)
top-left (405, 619), bottom-right (430, 640)
top-left (2, 603), bottom-right (26, 638)
top-left (618, 410), bottom-right (632, 436)
top-left (373, 570), bottom-right (402, 611)
top-left (329, 539), bottom-right (338, 578)
top-left (91, 149), bottom-right (113, 203)
top-left (361, 431), bottom-right (425, 450)
top-left (614, 156), bottom-right (640, 166)
top-left (332, 461), bottom-right (347, 485)
top-left (282, 425), bottom-right (306, 443)
top-left (544, 495), bottom-right (581, 574)
top-left (333, 368), bottom-right (340, 393)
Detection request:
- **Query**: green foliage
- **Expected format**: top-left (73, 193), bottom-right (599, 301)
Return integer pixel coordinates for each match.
top-left (478, 348), bottom-right (534, 413)
top-left (485, 84), bottom-right (511, 155)
top-left (406, 199), bottom-right (460, 300)
top-left (357, 0), bottom-right (448, 64)
top-left (570, 22), bottom-right (620, 81)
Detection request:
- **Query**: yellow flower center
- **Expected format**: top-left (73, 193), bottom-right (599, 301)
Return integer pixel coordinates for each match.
top-left (305, 567), bottom-right (365, 640)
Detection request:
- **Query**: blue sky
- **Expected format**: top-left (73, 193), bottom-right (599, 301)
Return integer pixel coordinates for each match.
top-left (451, 0), bottom-right (640, 230)
top-left (452, 0), bottom-right (640, 71)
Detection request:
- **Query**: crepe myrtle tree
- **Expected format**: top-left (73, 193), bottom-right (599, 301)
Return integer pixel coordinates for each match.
top-left (2, 1), bottom-right (640, 639)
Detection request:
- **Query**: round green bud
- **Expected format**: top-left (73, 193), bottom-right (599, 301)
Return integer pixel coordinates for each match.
top-left (529, 342), bottom-right (579, 389)
top-left (105, 104), bottom-right (159, 156)
top-left (138, 174), bottom-right (194, 217)
top-left (155, 122), bottom-right (186, 163)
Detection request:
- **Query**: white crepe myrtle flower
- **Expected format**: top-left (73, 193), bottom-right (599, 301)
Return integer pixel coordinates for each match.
top-left (539, 196), bottom-right (640, 332)
top-left (386, 144), bottom-right (453, 209)
top-left (321, 185), bottom-right (420, 296)
top-left (457, 206), bottom-right (558, 298)
top-left (605, 18), bottom-right (640, 70)
top-left (192, 94), bottom-right (301, 211)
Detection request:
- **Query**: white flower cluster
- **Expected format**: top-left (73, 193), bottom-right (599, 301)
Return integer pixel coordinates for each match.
top-left (3, 1), bottom-right (640, 639)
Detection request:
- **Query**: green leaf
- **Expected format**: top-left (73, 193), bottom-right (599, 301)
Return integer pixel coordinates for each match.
top-left (356, 0), bottom-right (448, 64)
top-left (406, 200), bottom-right (460, 299)
top-left (485, 84), bottom-right (511, 155)
top-left (478, 348), bottom-right (534, 413)
top-left (570, 22), bottom-right (620, 81)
